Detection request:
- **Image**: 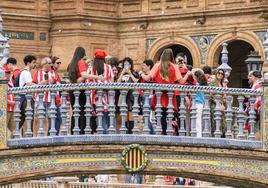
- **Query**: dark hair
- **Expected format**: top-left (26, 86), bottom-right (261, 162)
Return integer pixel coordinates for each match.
top-left (143, 59), bottom-right (154, 70)
top-left (6, 57), bottom-right (17, 65)
top-left (108, 57), bottom-right (119, 67)
top-left (93, 57), bottom-right (105, 75)
top-left (23, 55), bottom-right (36, 65)
top-left (252, 71), bottom-right (262, 78)
top-left (51, 56), bottom-right (59, 64)
top-left (194, 70), bottom-right (207, 86)
top-left (202, 65), bottom-right (212, 75)
top-left (122, 57), bottom-right (134, 72)
top-left (67, 47), bottom-right (86, 83)
top-left (216, 68), bottom-right (225, 86)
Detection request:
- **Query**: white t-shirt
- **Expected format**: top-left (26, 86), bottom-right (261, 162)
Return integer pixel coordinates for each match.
top-left (19, 69), bottom-right (32, 87)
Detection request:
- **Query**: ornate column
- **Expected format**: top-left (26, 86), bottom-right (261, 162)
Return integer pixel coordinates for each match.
top-left (217, 43), bottom-right (232, 84)
top-left (262, 29), bottom-right (268, 150)
top-left (0, 12), bottom-right (8, 148)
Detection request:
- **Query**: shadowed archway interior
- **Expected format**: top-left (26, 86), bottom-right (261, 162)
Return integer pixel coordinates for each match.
top-left (153, 44), bottom-right (193, 66)
top-left (216, 40), bottom-right (254, 89)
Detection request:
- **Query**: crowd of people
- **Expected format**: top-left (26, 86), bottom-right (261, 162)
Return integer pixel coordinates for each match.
top-left (2, 46), bottom-right (262, 138)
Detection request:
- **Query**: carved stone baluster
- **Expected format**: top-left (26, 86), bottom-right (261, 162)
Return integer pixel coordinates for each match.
top-left (108, 90), bottom-right (116, 134)
top-left (25, 93), bottom-right (33, 137)
top-left (96, 90), bottom-right (104, 134)
top-left (119, 90), bottom-right (128, 134)
top-left (37, 92), bottom-right (45, 137)
top-left (190, 93), bottom-right (197, 137)
top-left (60, 91), bottom-right (68, 135)
top-left (214, 94), bottom-right (222, 138)
top-left (72, 90), bottom-right (81, 135)
top-left (225, 95), bottom-right (233, 139)
top-left (143, 90), bottom-right (150, 134)
top-left (237, 95), bottom-right (246, 140)
top-left (202, 93), bottom-right (211, 137)
top-left (248, 96), bottom-right (256, 141)
top-left (13, 95), bottom-right (21, 138)
top-left (179, 92), bottom-right (186, 136)
top-left (132, 90), bottom-right (140, 134)
top-left (166, 91), bottom-right (174, 135)
top-left (84, 90), bottom-right (92, 135)
top-left (232, 107), bottom-right (239, 139)
top-left (155, 91), bottom-right (162, 135)
top-left (48, 91), bottom-right (57, 136)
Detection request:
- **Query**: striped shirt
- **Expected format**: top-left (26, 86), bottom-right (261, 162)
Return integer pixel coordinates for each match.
top-left (88, 63), bottom-right (114, 111)
top-left (33, 69), bottom-right (56, 103)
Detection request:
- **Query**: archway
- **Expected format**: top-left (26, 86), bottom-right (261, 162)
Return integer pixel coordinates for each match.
top-left (147, 36), bottom-right (201, 68)
top-left (214, 40), bottom-right (254, 88)
top-left (153, 44), bottom-right (193, 66)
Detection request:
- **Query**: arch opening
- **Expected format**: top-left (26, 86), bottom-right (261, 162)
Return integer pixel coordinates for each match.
top-left (153, 44), bottom-right (193, 66)
top-left (214, 40), bottom-right (254, 89)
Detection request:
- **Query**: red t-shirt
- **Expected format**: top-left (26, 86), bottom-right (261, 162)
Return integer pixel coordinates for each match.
top-left (77, 60), bottom-right (88, 83)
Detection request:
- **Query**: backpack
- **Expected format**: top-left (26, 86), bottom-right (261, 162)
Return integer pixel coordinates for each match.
top-left (13, 69), bottom-right (25, 87)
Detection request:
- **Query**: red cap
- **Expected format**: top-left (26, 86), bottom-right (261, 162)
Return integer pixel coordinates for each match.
top-left (3, 64), bottom-right (10, 74)
top-left (94, 49), bottom-right (107, 59)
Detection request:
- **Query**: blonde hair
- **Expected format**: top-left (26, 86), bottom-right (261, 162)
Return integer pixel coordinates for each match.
top-left (160, 48), bottom-right (174, 82)
top-left (40, 57), bottom-right (52, 67)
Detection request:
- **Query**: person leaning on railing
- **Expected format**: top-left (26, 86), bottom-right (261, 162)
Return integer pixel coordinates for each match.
top-left (246, 71), bottom-right (263, 140)
top-left (19, 55), bottom-right (37, 136)
top-left (87, 49), bottom-right (114, 134)
top-left (138, 59), bottom-right (155, 134)
top-left (67, 47), bottom-right (104, 135)
top-left (140, 48), bottom-right (185, 135)
top-left (50, 56), bottom-right (62, 135)
top-left (209, 68), bottom-right (226, 137)
top-left (32, 57), bottom-right (57, 136)
top-left (192, 69), bottom-right (208, 138)
top-left (117, 57), bottom-right (139, 134)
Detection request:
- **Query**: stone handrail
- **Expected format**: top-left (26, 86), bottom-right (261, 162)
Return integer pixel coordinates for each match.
top-left (8, 82), bottom-right (262, 96)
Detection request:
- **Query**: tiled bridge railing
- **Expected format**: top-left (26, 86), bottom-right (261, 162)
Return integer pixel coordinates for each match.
top-left (6, 82), bottom-right (264, 149)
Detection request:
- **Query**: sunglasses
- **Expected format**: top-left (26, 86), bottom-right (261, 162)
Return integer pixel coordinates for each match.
top-left (217, 72), bottom-right (224, 75)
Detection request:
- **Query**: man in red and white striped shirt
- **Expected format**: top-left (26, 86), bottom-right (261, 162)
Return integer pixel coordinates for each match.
top-left (247, 71), bottom-right (263, 139)
top-left (251, 71), bottom-right (262, 111)
top-left (3, 65), bottom-right (15, 138)
top-left (32, 57), bottom-right (56, 136)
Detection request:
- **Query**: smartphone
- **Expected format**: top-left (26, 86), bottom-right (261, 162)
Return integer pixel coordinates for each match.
top-left (124, 61), bottom-right (129, 69)
top-left (44, 73), bottom-right (49, 80)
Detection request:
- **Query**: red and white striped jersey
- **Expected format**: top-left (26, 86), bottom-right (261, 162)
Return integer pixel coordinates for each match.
top-left (33, 69), bottom-right (56, 103)
top-left (7, 77), bottom-right (14, 112)
top-left (251, 79), bottom-right (262, 110)
top-left (87, 63), bottom-right (114, 111)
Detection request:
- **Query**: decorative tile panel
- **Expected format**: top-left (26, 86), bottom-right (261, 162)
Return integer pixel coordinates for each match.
top-left (191, 34), bottom-right (217, 64)
top-left (0, 81), bottom-right (7, 149)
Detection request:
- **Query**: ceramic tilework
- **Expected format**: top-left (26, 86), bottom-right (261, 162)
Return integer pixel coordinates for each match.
top-left (0, 148), bottom-right (267, 185)
top-left (262, 86), bottom-right (268, 150)
top-left (191, 35), bottom-right (216, 64)
top-left (0, 153), bottom-right (121, 176)
top-left (0, 82), bottom-right (7, 148)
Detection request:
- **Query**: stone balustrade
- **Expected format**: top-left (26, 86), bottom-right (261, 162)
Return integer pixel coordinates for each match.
top-left (6, 82), bottom-right (263, 149)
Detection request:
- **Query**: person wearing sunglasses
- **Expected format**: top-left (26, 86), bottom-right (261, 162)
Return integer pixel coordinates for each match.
top-left (50, 56), bottom-right (62, 135)
top-left (209, 68), bottom-right (226, 138)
